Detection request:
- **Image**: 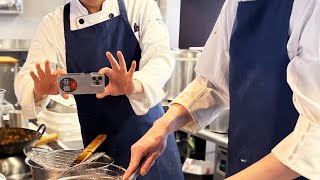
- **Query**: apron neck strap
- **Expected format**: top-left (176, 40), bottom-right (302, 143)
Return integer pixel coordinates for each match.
top-left (63, 3), bottom-right (71, 32)
top-left (117, 0), bottom-right (129, 21)
top-left (63, 1), bottom-right (129, 32)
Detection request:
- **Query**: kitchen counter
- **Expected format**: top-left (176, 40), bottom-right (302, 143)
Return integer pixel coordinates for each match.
top-left (180, 128), bottom-right (228, 148)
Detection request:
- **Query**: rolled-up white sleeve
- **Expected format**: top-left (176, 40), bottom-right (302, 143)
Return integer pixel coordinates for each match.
top-left (14, 17), bottom-right (59, 119)
top-left (170, 0), bottom-right (235, 133)
top-left (272, 1), bottom-right (320, 179)
top-left (126, 0), bottom-right (174, 115)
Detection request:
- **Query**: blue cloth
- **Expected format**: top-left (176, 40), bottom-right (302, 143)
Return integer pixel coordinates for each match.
top-left (228, 0), bottom-right (306, 179)
top-left (63, 1), bottom-right (183, 179)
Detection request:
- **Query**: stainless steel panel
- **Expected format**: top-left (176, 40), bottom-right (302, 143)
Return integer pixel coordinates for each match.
top-left (0, 63), bottom-right (18, 104)
top-left (0, 39), bottom-right (30, 52)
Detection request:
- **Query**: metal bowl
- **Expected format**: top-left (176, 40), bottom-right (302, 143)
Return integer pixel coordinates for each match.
top-left (25, 154), bottom-right (114, 180)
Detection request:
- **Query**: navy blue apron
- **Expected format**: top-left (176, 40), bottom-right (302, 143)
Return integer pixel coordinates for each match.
top-left (63, 1), bottom-right (183, 179)
top-left (228, 0), bottom-right (306, 179)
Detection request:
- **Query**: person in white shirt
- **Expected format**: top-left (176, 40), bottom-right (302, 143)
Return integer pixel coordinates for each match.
top-left (14, 0), bottom-right (184, 179)
top-left (124, 0), bottom-right (320, 179)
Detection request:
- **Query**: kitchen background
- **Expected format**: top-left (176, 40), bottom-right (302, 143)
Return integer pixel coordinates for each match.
top-left (0, 0), bottom-right (228, 180)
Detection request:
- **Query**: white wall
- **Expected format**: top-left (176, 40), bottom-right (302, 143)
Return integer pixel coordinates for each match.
top-left (0, 0), bottom-right (64, 39)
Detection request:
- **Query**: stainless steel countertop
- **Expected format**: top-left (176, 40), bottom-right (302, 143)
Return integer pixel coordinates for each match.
top-left (180, 128), bottom-right (228, 148)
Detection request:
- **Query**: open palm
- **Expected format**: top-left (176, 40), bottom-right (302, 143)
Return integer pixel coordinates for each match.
top-left (96, 51), bottom-right (137, 98)
top-left (30, 60), bottom-right (68, 100)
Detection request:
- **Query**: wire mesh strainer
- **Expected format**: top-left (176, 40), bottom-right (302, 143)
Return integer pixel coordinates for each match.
top-left (52, 164), bottom-right (126, 180)
top-left (24, 147), bottom-right (107, 171)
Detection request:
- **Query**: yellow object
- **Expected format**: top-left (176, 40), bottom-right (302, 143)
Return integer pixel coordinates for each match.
top-left (0, 56), bottom-right (18, 64)
top-left (35, 133), bottom-right (58, 146)
top-left (72, 134), bottom-right (107, 166)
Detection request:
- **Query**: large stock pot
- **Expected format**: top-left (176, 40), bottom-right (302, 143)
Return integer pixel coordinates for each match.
top-left (164, 49), bottom-right (201, 101)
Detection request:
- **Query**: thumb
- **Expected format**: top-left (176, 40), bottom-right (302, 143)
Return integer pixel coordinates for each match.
top-left (62, 94), bottom-right (70, 99)
top-left (96, 85), bottom-right (111, 99)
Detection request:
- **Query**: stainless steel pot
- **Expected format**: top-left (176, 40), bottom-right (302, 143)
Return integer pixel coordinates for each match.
top-left (164, 49), bottom-right (201, 101)
top-left (8, 110), bottom-right (29, 128)
top-left (0, 57), bottom-right (18, 104)
top-left (25, 155), bottom-right (114, 180)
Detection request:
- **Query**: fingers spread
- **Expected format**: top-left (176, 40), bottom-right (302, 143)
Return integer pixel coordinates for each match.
top-left (106, 51), bottom-right (120, 71)
top-left (117, 51), bottom-right (127, 72)
top-left (36, 63), bottom-right (45, 79)
top-left (128, 61), bottom-right (136, 77)
top-left (30, 71), bottom-right (39, 83)
top-left (96, 85), bottom-right (111, 99)
top-left (44, 60), bottom-right (51, 75)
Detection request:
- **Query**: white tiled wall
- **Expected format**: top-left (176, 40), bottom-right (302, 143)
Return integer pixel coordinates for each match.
top-left (0, 0), bottom-right (64, 39)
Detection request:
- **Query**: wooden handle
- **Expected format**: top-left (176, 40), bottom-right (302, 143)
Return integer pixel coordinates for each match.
top-left (72, 134), bottom-right (107, 166)
top-left (35, 133), bottom-right (58, 146)
top-left (0, 56), bottom-right (18, 64)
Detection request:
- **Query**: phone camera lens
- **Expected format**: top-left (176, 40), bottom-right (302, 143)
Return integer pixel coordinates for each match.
top-left (98, 76), bottom-right (102, 80)
top-left (95, 80), bottom-right (100, 85)
top-left (92, 77), bottom-right (97, 80)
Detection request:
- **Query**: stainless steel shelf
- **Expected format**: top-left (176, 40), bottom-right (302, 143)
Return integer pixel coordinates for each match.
top-left (0, 39), bottom-right (30, 52)
top-left (180, 128), bottom-right (228, 148)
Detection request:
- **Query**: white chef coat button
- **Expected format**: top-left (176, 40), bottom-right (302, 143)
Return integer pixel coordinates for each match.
top-left (79, 19), bottom-right (84, 24)
top-left (240, 159), bottom-right (248, 163)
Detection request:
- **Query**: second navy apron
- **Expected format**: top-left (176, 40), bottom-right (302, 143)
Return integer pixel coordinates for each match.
top-left (228, 0), bottom-right (306, 179)
top-left (63, 1), bottom-right (183, 179)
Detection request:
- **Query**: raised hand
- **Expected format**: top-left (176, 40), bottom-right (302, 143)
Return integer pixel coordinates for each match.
top-left (30, 60), bottom-right (69, 102)
top-left (96, 51), bottom-right (141, 98)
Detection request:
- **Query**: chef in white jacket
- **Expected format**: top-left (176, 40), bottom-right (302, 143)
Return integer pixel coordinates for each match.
top-left (14, 0), bottom-right (184, 179)
top-left (124, 0), bottom-right (320, 179)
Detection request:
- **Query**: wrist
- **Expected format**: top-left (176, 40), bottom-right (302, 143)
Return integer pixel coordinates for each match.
top-left (154, 104), bottom-right (193, 135)
top-left (131, 79), bottom-right (144, 94)
top-left (33, 89), bottom-right (47, 103)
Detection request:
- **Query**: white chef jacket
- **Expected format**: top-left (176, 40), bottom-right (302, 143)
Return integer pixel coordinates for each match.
top-left (172, 0), bottom-right (320, 179)
top-left (14, 0), bottom-right (174, 118)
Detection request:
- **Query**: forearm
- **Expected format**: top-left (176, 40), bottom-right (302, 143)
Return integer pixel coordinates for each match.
top-left (226, 153), bottom-right (300, 180)
top-left (154, 104), bottom-right (194, 135)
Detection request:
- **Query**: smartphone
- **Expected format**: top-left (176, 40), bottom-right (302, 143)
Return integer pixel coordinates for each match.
top-left (58, 73), bottom-right (105, 95)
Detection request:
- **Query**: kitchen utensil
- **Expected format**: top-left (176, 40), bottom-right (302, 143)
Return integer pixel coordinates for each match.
top-left (72, 134), bottom-right (107, 166)
top-left (23, 147), bottom-right (106, 171)
top-left (54, 164), bottom-right (126, 180)
top-left (0, 124), bottom-right (46, 155)
top-left (127, 157), bottom-right (145, 180)
top-left (34, 133), bottom-right (58, 146)
top-left (25, 154), bottom-right (113, 180)
top-left (0, 154), bottom-right (31, 179)
top-left (8, 110), bottom-right (29, 128)
top-left (163, 49), bottom-right (201, 101)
